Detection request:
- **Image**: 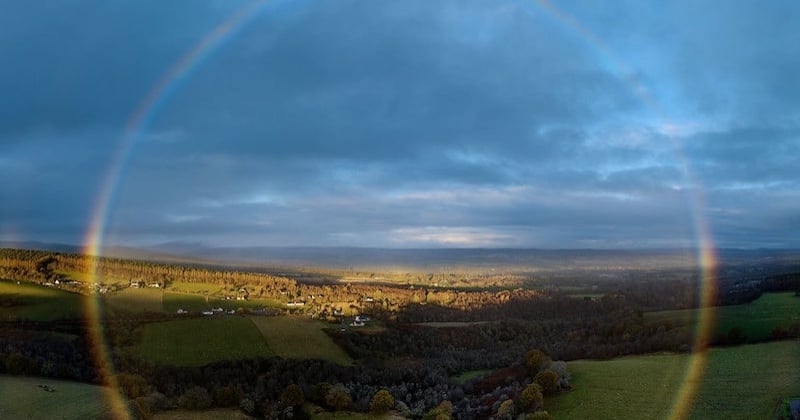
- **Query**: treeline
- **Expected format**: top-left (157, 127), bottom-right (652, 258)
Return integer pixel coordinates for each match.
top-left (346, 301), bottom-right (691, 364)
top-left (0, 248), bottom-right (296, 289)
top-left (762, 272), bottom-right (800, 293)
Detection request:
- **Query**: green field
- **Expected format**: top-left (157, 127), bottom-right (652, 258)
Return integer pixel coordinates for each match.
top-left (138, 317), bottom-right (273, 366)
top-left (208, 296), bottom-right (284, 310)
top-left (645, 292), bottom-right (800, 342)
top-left (168, 282), bottom-right (226, 295)
top-left (548, 340), bottom-right (800, 419)
top-left (162, 292), bottom-right (211, 313)
top-left (104, 287), bottom-right (164, 313)
top-left (249, 316), bottom-right (353, 365)
top-left (452, 369), bottom-right (492, 384)
top-left (0, 280), bottom-right (83, 320)
top-left (0, 375), bottom-right (118, 419)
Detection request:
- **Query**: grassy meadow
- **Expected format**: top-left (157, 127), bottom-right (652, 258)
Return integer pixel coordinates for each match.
top-left (162, 291), bottom-right (211, 313)
top-left (168, 281), bottom-right (226, 295)
top-left (0, 279), bottom-right (83, 320)
top-left (452, 369), bottom-right (492, 384)
top-left (249, 316), bottom-right (353, 365)
top-left (0, 375), bottom-right (115, 419)
top-left (645, 292), bottom-right (800, 342)
top-left (138, 317), bottom-right (273, 366)
top-left (104, 287), bottom-right (164, 313)
top-left (548, 340), bottom-right (800, 419)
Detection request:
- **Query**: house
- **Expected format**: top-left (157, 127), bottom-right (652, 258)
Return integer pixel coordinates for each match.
top-left (349, 320), bottom-right (365, 327)
top-left (211, 307), bottom-right (224, 312)
top-left (202, 310), bottom-right (214, 316)
top-left (287, 301), bottom-right (305, 307)
top-left (148, 283), bottom-right (160, 288)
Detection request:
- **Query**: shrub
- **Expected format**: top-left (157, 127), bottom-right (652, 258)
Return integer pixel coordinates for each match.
top-left (370, 389), bottom-right (395, 414)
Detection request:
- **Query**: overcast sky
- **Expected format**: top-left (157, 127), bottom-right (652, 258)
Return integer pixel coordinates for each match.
top-left (1, 0), bottom-right (798, 249)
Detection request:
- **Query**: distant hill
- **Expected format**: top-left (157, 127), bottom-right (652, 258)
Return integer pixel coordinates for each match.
top-left (0, 240), bottom-right (81, 254)
top-left (3, 240), bottom-right (798, 273)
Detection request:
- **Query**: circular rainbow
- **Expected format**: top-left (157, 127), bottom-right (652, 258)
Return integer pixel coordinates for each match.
top-left (80, 1), bottom-right (719, 418)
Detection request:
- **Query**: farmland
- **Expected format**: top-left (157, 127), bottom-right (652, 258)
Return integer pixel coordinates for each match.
top-left (0, 279), bottom-right (83, 320)
top-left (104, 287), bottom-right (164, 313)
top-left (138, 317), bottom-right (273, 366)
top-left (162, 291), bottom-right (211, 313)
top-left (249, 316), bottom-right (353, 365)
top-left (548, 340), bottom-right (800, 419)
top-left (645, 292), bottom-right (800, 342)
top-left (0, 375), bottom-right (114, 419)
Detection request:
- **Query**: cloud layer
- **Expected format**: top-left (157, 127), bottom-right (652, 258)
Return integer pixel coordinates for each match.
top-left (2, 0), bottom-right (798, 248)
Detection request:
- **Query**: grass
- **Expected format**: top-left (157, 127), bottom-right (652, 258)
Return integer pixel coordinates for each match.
top-left (138, 317), bottom-right (273, 366)
top-left (688, 340), bottom-right (800, 419)
top-left (0, 279), bottom-right (83, 320)
top-left (0, 375), bottom-right (117, 419)
top-left (547, 340), bottom-right (800, 419)
top-left (168, 282), bottom-right (226, 295)
top-left (452, 369), bottom-right (493, 384)
top-left (208, 296), bottom-right (284, 310)
top-left (645, 292), bottom-right (800, 342)
top-left (249, 316), bottom-right (353, 365)
top-left (56, 270), bottom-right (94, 282)
top-left (104, 287), bottom-right (164, 313)
top-left (162, 292), bottom-right (211, 313)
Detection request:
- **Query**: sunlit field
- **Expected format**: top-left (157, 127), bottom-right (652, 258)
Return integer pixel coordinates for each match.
top-left (548, 340), bottom-right (800, 419)
top-left (138, 317), bottom-right (273, 366)
top-left (645, 292), bottom-right (800, 342)
top-left (168, 281), bottom-right (226, 295)
top-left (249, 316), bottom-right (353, 365)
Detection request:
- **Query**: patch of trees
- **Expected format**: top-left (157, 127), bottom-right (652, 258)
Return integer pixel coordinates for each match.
top-left (762, 272), bottom-right (800, 293)
top-left (0, 322), bottom-right (99, 383)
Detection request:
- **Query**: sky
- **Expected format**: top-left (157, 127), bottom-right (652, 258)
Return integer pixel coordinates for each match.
top-left (1, 0), bottom-right (799, 249)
